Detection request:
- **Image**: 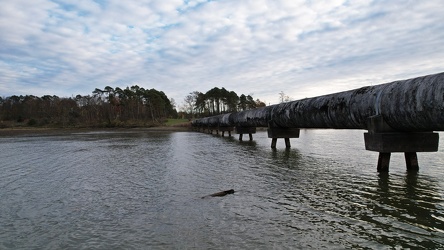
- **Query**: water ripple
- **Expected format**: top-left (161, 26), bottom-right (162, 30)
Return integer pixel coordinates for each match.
top-left (0, 130), bottom-right (443, 249)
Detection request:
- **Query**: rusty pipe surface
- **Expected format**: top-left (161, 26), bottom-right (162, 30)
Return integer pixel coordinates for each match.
top-left (193, 72), bottom-right (444, 131)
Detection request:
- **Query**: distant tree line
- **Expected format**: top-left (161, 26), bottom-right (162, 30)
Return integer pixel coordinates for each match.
top-left (0, 85), bottom-right (177, 128)
top-left (182, 87), bottom-right (266, 118)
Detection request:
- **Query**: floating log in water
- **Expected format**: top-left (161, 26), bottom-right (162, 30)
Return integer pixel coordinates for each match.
top-left (201, 189), bottom-right (235, 199)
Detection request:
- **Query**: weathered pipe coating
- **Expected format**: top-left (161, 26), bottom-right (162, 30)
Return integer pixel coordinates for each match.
top-left (192, 72), bottom-right (444, 131)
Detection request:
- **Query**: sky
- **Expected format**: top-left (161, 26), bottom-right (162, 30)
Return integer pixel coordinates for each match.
top-left (1, 0), bottom-right (443, 107)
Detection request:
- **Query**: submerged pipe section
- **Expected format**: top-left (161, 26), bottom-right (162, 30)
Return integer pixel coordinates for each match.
top-left (192, 72), bottom-right (444, 132)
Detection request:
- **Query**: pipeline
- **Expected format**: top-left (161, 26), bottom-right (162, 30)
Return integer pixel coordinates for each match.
top-left (192, 72), bottom-right (444, 132)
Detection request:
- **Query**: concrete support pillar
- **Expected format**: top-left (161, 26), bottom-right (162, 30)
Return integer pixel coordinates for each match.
top-left (271, 138), bottom-right (277, 148)
top-left (267, 126), bottom-right (300, 148)
top-left (405, 152), bottom-right (419, 171)
top-left (208, 126), bottom-right (219, 135)
top-left (365, 132), bottom-right (439, 172)
top-left (219, 126), bottom-right (234, 137)
top-left (365, 115), bottom-right (439, 172)
top-left (377, 153), bottom-right (391, 172)
top-left (235, 126), bottom-right (256, 141)
top-left (285, 138), bottom-right (291, 148)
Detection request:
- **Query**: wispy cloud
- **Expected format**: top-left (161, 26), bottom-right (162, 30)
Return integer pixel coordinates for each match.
top-left (1, 0), bottom-right (443, 104)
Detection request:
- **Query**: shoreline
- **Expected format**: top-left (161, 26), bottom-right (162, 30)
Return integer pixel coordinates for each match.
top-left (0, 126), bottom-right (191, 137)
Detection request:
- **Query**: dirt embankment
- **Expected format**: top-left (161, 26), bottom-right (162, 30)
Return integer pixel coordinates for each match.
top-left (0, 126), bottom-right (191, 137)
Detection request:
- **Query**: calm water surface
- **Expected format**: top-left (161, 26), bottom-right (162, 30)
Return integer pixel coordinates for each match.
top-left (0, 130), bottom-right (443, 249)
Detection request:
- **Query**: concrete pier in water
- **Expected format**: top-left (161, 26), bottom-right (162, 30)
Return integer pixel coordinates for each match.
top-left (192, 72), bottom-right (444, 171)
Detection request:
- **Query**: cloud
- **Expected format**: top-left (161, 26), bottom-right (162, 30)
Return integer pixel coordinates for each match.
top-left (0, 0), bottom-right (443, 105)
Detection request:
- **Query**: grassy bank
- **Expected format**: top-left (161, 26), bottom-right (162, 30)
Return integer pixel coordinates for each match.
top-left (0, 119), bottom-right (192, 137)
top-left (164, 119), bottom-right (191, 127)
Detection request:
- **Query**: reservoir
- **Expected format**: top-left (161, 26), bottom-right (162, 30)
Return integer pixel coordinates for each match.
top-left (0, 129), bottom-right (443, 249)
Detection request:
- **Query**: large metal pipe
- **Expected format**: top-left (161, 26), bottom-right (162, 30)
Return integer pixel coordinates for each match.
top-left (193, 72), bottom-right (444, 132)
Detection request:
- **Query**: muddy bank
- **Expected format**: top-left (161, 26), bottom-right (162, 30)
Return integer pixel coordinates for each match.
top-left (0, 126), bottom-right (191, 137)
